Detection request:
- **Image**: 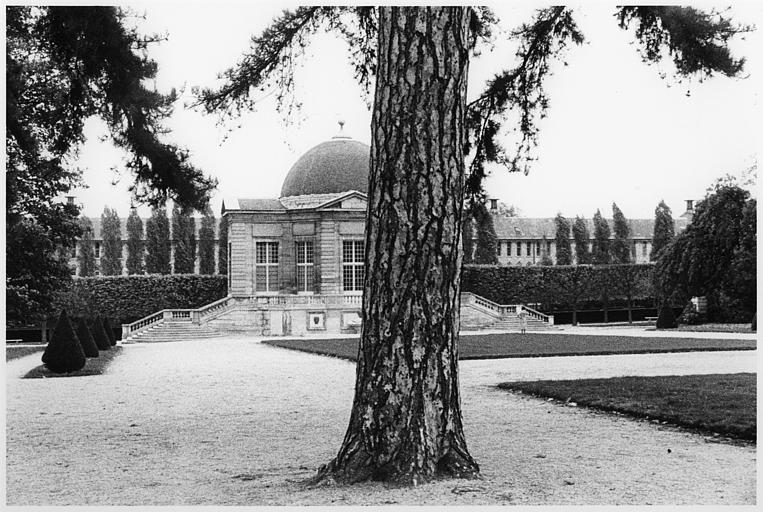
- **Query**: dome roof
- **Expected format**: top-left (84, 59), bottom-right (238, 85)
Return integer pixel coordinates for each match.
top-left (280, 136), bottom-right (370, 197)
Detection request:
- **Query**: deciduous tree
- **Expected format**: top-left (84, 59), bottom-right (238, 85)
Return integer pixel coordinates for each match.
top-left (650, 200), bottom-right (675, 261)
top-left (126, 207), bottom-right (144, 275)
top-left (611, 203), bottom-right (631, 264)
top-left (592, 209), bottom-right (611, 265)
top-left (77, 217), bottom-right (97, 277)
top-left (197, 4), bottom-right (748, 485)
top-left (100, 207), bottom-right (123, 275)
top-left (473, 201), bottom-right (499, 264)
top-left (217, 214), bottom-right (229, 276)
top-left (572, 216), bottom-right (591, 265)
top-left (145, 207), bottom-right (171, 274)
top-left (198, 210), bottom-right (217, 275)
top-left (554, 214), bottom-right (572, 265)
top-left (172, 205), bottom-right (196, 274)
top-left (655, 181), bottom-right (755, 321)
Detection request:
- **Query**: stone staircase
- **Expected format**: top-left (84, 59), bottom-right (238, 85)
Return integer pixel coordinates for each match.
top-left (460, 292), bottom-right (557, 332)
top-left (125, 321), bottom-right (225, 343)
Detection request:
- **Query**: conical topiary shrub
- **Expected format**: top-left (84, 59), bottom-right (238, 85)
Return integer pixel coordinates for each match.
top-left (103, 317), bottom-right (117, 346)
top-left (41, 310), bottom-right (86, 373)
top-left (91, 317), bottom-right (111, 351)
top-left (76, 318), bottom-right (99, 358)
top-left (656, 303), bottom-right (678, 329)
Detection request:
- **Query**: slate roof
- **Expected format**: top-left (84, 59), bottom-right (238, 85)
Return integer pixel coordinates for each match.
top-left (280, 136), bottom-right (370, 197)
top-left (236, 198), bottom-right (286, 211)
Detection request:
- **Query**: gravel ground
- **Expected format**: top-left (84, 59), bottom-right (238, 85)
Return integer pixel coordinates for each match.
top-left (6, 339), bottom-right (756, 505)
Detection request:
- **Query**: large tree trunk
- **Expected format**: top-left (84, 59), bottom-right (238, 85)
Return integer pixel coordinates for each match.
top-left (318, 6), bottom-right (478, 485)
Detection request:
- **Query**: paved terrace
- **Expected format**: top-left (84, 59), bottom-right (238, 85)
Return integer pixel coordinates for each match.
top-left (5, 334), bottom-right (757, 506)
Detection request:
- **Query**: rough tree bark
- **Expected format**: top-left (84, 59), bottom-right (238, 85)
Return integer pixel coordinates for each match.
top-left (317, 6), bottom-right (479, 485)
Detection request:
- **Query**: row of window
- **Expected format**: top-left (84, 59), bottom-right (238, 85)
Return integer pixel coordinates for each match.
top-left (494, 241), bottom-right (651, 257)
top-left (253, 240), bottom-right (365, 293)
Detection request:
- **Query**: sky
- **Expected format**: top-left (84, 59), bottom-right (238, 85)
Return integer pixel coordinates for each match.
top-left (71, 2), bottom-right (762, 220)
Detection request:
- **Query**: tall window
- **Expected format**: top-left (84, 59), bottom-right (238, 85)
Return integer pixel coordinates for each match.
top-left (525, 242), bottom-right (531, 257)
top-left (295, 241), bottom-right (314, 292)
top-left (94, 242), bottom-right (101, 258)
top-left (342, 240), bottom-right (365, 292)
top-left (642, 242), bottom-right (648, 256)
top-left (515, 242), bottom-right (520, 257)
top-left (255, 241), bottom-right (279, 292)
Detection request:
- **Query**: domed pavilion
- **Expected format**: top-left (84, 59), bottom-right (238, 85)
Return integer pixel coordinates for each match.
top-left (221, 131), bottom-right (371, 334)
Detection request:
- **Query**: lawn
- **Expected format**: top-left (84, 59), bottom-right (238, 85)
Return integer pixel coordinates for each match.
top-left (6, 345), bottom-right (46, 361)
top-left (498, 373), bottom-right (756, 441)
top-left (263, 332), bottom-right (756, 361)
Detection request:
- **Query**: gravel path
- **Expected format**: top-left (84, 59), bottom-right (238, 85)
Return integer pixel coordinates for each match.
top-left (6, 339), bottom-right (756, 505)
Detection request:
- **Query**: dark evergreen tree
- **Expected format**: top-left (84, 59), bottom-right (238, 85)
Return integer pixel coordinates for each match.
top-left (461, 210), bottom-right (474, 264)
top-left (611, 203), bottom-right (631, 264)
top-left (592, 209), bottom-right (611, 265)
top-left (100, 206), bottom-right (122, 275)
top-left (42, 310), bottom-right (86, 373)
top-left (651, 200), bottom-right (676, 261)
top-left (217, 214), bottom-right (229, 276)
top-left (572, 216), bottom-right (591, 265)
top-left (172, 204), bottom-right (196, 274)
top-left (75, 318), bottom-right (99, 358)
top-left (197, 3), bottom-right (749, 485)
top-left (473, 201), bottom-right (499, 264)
top-left (126, 207), bottom-right (144, 275)
top-left (752, 313), bottom-right (756, 332)
top-left (90, 317), bottom-right (111, 351)
top-left (656, 302), bottom-right (678, 329)
top-left (102, 317), bottom-right (117, 346)
top-left (145, 207), bottom-right (171, 274)
top-left (77, 217), bottom-right (97, 277)
top-left (554, 214), bottom-right (572, 265)
top-left (6, 7), bottom-right (216, 325)
top-left (198, 210), bottom-right (216, 275)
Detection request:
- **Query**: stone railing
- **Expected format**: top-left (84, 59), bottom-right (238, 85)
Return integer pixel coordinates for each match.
top-left (238, 294), bottom-right (363, 307)
top-left (121, 296), bottom-right (236, 341)
top-left (461, 292), bottom-right (554, 325)
top-left (522, 304), bottom-right (554, 325)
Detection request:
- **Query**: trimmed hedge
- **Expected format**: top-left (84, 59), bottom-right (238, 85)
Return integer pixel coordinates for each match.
top-left (53, 275), bottom-right (227, 325)
top-left (42, 310), bottom-right (86, 373)
top-left (461, 264), bottom-right (655, 314)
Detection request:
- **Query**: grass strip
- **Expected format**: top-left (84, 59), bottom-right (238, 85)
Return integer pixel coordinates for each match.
top-left (498, 373), bottom-right (756, 441)
top-left (23, 346), bottom-right (124, 379)
top-left (6, 346), bottom-right (46, 361)
top-left (263, 333), bottom-right (755, 362)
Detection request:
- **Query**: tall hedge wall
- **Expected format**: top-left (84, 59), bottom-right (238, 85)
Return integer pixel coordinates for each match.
top-left (53, 275), bottom-right (228, 325)
top-left (461, 264), bottom-right (655, 313)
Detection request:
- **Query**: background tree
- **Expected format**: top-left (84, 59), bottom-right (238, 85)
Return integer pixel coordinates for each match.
top-left (217, 214), bottom-right (229, 276)
top-left (126, 207), bottom-right (144, 275)
top-left (6, 6), bottom-right (216, 325)
top-left (172, 205), bottom-right (196, 274)
top-left (554, 214), bottom-right (572, 265)
top-left (197, 3), bottom-right (748, 485)
top-left (655, 181), bottom-right (755, 322)
top-left (77, 217), bottom-right (97, 277)
top-left (650, 200), bottom-right (675, 261)
top-left (100, 207), bottom-right (123, 276)
top-left (611, 203), bottom-right (631, 264)
top-left (496, 202), bottom-right (520, 217)
top-left (540, 235), bottom-right (553, 266)
top-left (145, 207), bottom-right (171, 274)
top-left (462, 209), bottom-right (475, 264)
top-left (198, 210), bottom-right (217, 275)
top-left (592, 209), bottom-right (611, 264)
top-left (572, 216), bottom-right (591, 265)
top-left (473, 201), bottom-right (499, 264)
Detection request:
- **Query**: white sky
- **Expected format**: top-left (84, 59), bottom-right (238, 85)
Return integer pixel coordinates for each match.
top-left (71, 2), bottom-right (762, 220)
